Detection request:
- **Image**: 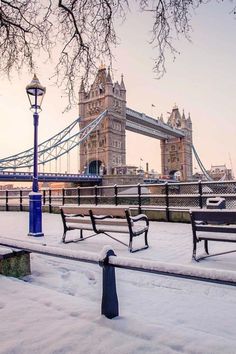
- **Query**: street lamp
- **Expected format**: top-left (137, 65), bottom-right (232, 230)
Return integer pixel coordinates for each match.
top-left (26, 74), bottom-right (46, 236)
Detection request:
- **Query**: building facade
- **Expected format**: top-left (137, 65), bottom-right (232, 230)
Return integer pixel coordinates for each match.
top-left (208, 165), bottom-right (233, 181)
top-left (160, 106), bottom-right (193, 181)
top-left (79, 66), bottom-right (126, 175)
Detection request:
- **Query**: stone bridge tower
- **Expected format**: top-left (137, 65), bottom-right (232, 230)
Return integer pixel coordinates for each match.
top-left (160, 106), bottom-right (193, 181)
top-left (79, 66), bottom-right (126, 175)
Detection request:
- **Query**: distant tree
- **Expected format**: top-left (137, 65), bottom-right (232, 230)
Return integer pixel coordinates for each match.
top-left (1, 0), bottom-right (235, 109)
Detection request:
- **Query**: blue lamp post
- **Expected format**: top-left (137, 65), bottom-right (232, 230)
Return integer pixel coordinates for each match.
top-left (26, 74), bottom-right (46, 236)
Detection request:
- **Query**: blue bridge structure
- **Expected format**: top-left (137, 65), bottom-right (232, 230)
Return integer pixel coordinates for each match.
top-left (0, 171), bottom-right (102, 183)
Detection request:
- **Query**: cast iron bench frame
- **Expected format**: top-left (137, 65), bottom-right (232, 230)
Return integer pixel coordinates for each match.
top-left (190, 209), bottom-right (236, 261)
top-left (60, 206), bottom-right (149, 253)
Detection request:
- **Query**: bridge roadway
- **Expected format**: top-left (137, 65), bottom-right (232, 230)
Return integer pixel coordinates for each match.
top-left (126, 107), bottom-right (185, 140)
top-left (0, 171), bottom-right (102, 183)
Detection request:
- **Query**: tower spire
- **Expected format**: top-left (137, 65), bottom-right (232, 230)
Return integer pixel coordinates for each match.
top-left (79, 78), bottom-right (85, 93)
top-left (120, 74), bottom-right (126, 91)
top-left (106, 67), bottom-right (112, 83)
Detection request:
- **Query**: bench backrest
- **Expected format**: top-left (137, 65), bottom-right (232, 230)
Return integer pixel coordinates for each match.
top-left (190, 210), bottom-right (236, 224)
top-left (61, 206), bottom-right (129, 218)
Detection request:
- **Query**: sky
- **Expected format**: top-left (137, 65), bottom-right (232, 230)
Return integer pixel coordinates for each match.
top-left (0, 1), bottom-right (235, 177)
top-left (2, 211), bottom-right (236, 353)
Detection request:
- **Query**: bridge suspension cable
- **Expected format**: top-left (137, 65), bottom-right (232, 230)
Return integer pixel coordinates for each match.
top-left (0, 117), bottom-right (80, 166)
top-left (0, 110), bottom-right (107, 170)
top-left (191, 145), bottom-right (213, 181)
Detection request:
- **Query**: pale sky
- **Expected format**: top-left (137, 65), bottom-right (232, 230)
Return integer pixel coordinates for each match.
top-left (0, 1), bottom-right (235, 177)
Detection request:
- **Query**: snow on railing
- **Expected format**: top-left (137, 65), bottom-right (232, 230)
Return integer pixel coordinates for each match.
top-left (0, 238), bottom-right (236, 319)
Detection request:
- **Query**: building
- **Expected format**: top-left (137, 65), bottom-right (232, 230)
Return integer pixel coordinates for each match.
top-left (79, 65), bottom-right (126, 175)
top-left (160, 107), bottom-right (193, 181)
top-left (209, 165), bottom-right (233, 181)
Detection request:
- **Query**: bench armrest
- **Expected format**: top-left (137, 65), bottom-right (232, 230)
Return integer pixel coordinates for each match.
top-left (130, 214), bottom-right (149, 225)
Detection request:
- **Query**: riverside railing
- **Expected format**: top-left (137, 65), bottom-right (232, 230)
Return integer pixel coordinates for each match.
top-left (0, 238), bottom-right (236, 319)
top-left (0, 180), bottom-right (236, 220)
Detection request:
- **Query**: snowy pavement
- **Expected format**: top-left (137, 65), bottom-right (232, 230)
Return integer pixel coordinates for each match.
top-left (1, 211), bottom-right (236, 353)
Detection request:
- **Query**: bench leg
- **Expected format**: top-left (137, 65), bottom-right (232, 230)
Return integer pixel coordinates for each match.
top-left (192, 226), bottom-right (198, 260)
top-left (204, 240), bottom-right (209, 255)
top-left (144, 230), bottom-right (149, 248)
top-left (62, 230), bottom-right (67, 243)
top-left (80, 229), bottom-right (83, 239)
top-left (128, 237), bottom-right (133, 253)
top-left (129, 231), bottom-right (149, 253)
top-left (192, 239), bottom-right (197, 260)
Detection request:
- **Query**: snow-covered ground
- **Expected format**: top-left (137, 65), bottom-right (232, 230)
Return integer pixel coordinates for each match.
top-left (1, 211), bottom-right (236, 353)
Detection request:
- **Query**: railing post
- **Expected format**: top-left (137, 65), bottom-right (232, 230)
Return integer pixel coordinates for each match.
top-left (165, 182), bottom-right (170, 221)
top-left (43, 190), bottom-right (46, 205)
top-left (62, 188), bottom-right (65, 206)
top-left (5, 190), bottom-right (8, 211)
top-left (49, 189), bottom-right (52, 213)
top-left (77, 187), bottom-right (80, 206)
top-left (99, 248), bottom-right (119, 319)
top-left (94, 185), bottom-right (98, 205)
top-left (137, 184), bottom-right (142, 214)
top-left (114, 185), bottom-right (118, 206)
top-left (198, 180), bottom-right (203, 209)
top-left (20, 190), bottom-right (23, 211)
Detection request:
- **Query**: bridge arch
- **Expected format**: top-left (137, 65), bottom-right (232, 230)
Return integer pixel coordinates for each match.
top-left (169, 170), bottom-right (182, 181)
top-left (88, 160), bottom-right (103, 175)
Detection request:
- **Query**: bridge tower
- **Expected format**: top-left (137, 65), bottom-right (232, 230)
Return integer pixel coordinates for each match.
top-left (79, 66), bottom-right (126, 175)
top-left (160, 106), bottom-right (193, 181)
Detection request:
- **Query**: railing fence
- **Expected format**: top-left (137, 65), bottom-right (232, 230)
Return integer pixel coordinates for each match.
top-left (0, 180), bottom-right (236, 220)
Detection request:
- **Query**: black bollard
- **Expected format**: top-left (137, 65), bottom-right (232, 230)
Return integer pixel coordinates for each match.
top-left (99, 248), bottom-right (119, 319)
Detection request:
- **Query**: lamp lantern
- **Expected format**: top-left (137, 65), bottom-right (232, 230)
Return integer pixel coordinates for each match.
top-left (26, 74), bottom-right (46, 112)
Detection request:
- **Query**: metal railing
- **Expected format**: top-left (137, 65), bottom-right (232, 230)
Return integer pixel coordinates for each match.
top-left (0, 238), bottom-right (236, 319)
top-left (0, 180), bottom-right (236, 220)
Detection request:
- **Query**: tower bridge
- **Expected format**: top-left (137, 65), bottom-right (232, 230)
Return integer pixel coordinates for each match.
top-left (0, 66), bottom-right (195, 182)
top-left (79, 66), bottom-right (193, 180)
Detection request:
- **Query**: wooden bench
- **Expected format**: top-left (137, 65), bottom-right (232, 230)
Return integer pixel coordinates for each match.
top-left (190, 209), bottom-right (236, 261)
top-left (60, 206), bottom-right (149, 253)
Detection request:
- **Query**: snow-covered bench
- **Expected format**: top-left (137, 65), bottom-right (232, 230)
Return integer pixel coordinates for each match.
top-left (60, 206), bottom-right (149, 253)
top-left (190, 209), bottom-right (236, 261)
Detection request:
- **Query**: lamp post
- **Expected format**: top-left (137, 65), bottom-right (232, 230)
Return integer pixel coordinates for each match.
top-left (26, 74), bottom-right (46, 236)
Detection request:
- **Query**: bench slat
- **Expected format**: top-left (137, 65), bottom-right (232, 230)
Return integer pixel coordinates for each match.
top-left (198, 234), bottom-right (236, 242)
top-left (61, 206), bottom-right (127, 218)
top-left (196, 225), bottom-right (236, 233)
top-left (190, 210), bottom-right (236, 224)
top-left (66, 217), bottom-right (130, 226)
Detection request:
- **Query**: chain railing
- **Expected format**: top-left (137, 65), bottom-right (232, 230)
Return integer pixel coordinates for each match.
top-left (0, 180), bottom-right (236, 221)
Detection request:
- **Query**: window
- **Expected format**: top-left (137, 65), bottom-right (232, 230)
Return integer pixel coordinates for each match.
top-left (113, 121), bottom-right (121, 131)
top-left (113, 140), bottom-right (122, 148)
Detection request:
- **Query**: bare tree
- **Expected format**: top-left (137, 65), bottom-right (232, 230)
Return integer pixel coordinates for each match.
top-left (0, 0), bottom-right (235, 109)
top-left (0, 0), bottom-right (53, 75)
